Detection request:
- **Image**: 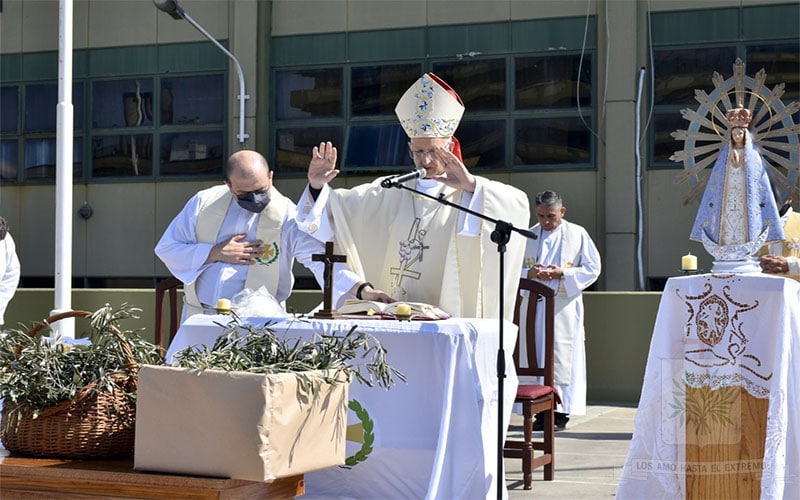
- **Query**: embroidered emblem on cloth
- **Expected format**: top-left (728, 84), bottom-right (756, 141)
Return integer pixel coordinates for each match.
top-left (680, 279), bottom-right (772, 385)
top-left (256, 242), bottom-right (280, 266)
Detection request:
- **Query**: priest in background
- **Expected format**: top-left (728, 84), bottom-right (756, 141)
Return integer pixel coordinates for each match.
top-left (155, 150), bottom-right (373, 321)
top-left (760, 194), bottom-right (800, 276)
top-left (0, 216), bottom-right (20, 327)
top-left (523, 190), bottom-right (601, 431)
top-left (295, 73), bottom-right (529, 322)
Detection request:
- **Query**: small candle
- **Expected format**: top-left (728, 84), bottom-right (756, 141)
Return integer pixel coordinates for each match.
top-left (216, 298), bottom-right (232, 314)
top-left (681, 253), bottom-right (697, 271)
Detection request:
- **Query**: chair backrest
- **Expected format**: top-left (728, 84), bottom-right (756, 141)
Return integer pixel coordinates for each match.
top-left (512, 278), bottom-right (556, 386)
top-left (154, 276), bottom-right (182, 351)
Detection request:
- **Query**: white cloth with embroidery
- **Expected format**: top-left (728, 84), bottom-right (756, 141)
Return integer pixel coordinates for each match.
top-left (155, 185), bottom-right (360, 320)
top-left (617, 273), bottom-right (800, 499)
top-left (296, 176), bottom-right (529, 322)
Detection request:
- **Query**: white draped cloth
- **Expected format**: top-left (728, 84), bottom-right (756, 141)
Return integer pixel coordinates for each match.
top-left (519, 220), bottom-right (601, 415)
top-left (155, 185), bottom-right (359, 320)
top-left (617, 273), bottom-right (800, 499)
top-left (296, 176), bottom-right (529, 322)
top-left (165, 315), bottom-right (519, 500)
top-left (0, 233), bottom-right (20, 326)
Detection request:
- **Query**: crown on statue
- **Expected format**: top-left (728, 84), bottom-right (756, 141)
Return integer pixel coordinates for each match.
top-left (726, 105), bottom-right (753, 128)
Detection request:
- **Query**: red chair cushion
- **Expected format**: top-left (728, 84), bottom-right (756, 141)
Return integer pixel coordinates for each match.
top-left (516, 384), bottom-right (556, 400)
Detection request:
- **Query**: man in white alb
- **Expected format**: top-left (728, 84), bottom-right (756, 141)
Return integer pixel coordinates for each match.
top-left (0, 216), bottom-right (21, 327)
top-left (523, 190), bottom-right (601, 430)
top-left (155, 150), bottom-right (374, 321)
top-left (760, 194), bottom-right (800, 277)
top-left (294, 73), bottom-right (529, 322)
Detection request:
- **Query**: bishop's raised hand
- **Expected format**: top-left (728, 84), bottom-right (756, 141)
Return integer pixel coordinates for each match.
top-left (308, 141), bottom-right (339, 190)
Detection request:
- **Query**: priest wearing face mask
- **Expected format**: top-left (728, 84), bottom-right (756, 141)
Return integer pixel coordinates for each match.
top-left (155, 149), bottom-right (366, 320)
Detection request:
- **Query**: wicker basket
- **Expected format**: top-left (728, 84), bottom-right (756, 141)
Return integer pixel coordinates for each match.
top-left (0, 310), bottom-right (138, 459)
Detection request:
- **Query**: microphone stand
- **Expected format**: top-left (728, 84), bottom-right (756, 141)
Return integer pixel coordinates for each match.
top-left (382, 177), bottom-right (536, 500)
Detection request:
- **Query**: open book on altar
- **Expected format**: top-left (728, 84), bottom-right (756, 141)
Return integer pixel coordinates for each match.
top-left (337, 299), bottom-right (451, 320)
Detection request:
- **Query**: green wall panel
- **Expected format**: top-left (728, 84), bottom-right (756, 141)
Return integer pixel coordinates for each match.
top-left (3, 43), bottom-right (224, 83)
top-left (73, 51), bottom-right (88, 79)
top-left (88, 46), bottom-right (157, 77)
top-left (347, 28), bottom-right (426, 63)
top-left (272, 33), bottom-right (347, 67)
top-left (157, 42), bottom-right (228, 73)
top-left (270, 18), bottom-right (600, 67)
top-left (428, 22), bottom-right (509, 57)
top-left (511, 17), bottom-right (597, 53)
top-left (743, 3), bottom-right (800, 40)
top-left (1, 53), bottom-right (22, 82)
top-left (651, 8), bottom-right (739, 46)
top-left (21, 52), bottom-right (58, 81)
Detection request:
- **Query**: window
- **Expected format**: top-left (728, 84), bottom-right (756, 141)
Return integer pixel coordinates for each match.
top-left (1, 43), bottom-right (227, 183)
top-left (273, 54), bottom-right (595, 174)
top-left (648, 3), bottom-right (799, 169)
top-left (1, 85), bottom-right (19, 181)
top-left (274, 68), bottom-right (345, 174)
top-left (89, 75), bottom-right (225, 178)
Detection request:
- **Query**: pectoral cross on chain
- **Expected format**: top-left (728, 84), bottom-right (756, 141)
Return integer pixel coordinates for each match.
top-left (312, 241), bottom-right (347, 319)
top-left (390, 218), bottom-right (428, 296)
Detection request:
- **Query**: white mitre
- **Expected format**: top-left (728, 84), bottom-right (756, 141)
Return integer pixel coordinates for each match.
top-left (395, 73), bottom-right (465, 138)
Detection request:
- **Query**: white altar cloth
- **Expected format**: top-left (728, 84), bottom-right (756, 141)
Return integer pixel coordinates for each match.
top-left (166, 314), bottom-right (519, 499)
top-left (617, 273), bottom-right (800, 499)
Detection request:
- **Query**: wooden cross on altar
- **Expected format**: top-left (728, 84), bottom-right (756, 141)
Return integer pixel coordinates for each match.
top-left (312, 241), bottom-right (347, 319)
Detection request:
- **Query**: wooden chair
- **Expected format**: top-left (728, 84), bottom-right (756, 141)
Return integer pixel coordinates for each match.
top-left (503, 277), bottom-right (558, 489)
top-left (154, 276), bottom-right (182, 352)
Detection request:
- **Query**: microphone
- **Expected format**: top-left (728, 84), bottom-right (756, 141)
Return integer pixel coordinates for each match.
top-left (381, 167), bottom-right (426, 188)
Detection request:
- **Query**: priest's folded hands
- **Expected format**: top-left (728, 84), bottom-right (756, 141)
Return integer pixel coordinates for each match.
top-left (206, 235), bottom-right (265, 265)
top-left (760, 254), bottom-right (789, 274)
top-left (527, 263), bottom-right (564, 281)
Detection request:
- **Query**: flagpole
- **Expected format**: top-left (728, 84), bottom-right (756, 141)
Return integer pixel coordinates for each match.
top-left (52, 0), bottom-right (75, 338)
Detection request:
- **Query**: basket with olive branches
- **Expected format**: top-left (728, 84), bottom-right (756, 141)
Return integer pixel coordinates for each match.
top-left (0, 304), bottom-right (162, 458)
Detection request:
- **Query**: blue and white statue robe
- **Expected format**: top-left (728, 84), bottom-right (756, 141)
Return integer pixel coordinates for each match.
top-left (690, 130), bottom-right (784, 249)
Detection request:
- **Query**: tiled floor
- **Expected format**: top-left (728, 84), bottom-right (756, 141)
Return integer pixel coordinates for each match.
top-left (506, 404), bottom-right (637, 499)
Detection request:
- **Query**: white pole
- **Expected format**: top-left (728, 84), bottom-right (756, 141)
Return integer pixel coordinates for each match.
top-left (180, 11), bottom-right (249, 143)
top-left (635, 67), bottom-right (646, 292)
top-left (52, 0), bottom-right (75, 337)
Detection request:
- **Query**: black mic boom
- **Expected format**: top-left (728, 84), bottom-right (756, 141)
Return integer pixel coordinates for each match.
top-left (380, 167), bottom-right (426, 188)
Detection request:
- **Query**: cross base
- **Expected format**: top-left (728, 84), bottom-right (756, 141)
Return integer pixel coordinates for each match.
top-left (312, 309), bottom-right (342, 319)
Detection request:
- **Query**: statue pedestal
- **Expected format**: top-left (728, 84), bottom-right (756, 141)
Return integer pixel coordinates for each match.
top-left (710, 258), bottom-right (760, 274)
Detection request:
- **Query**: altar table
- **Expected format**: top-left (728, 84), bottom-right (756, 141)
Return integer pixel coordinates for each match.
top-left (166, 314), bottom-right (519, 500)
top-left (617, 273), bottom-right (800, 499)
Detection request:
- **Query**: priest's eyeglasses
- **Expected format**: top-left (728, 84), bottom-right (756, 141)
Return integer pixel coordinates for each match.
top-left (408, 149), bottom-right (437, 160)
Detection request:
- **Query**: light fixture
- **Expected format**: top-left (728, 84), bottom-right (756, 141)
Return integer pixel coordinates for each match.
top-left (154, 0), bottom-right (249, 143)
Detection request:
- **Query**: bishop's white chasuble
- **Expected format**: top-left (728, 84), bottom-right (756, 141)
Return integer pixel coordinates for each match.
top-left (297, 176), bottom-right (529, 322)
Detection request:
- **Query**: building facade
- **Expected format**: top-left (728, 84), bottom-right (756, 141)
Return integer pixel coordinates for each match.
top-left (0, 0), bottom-right (798, 291)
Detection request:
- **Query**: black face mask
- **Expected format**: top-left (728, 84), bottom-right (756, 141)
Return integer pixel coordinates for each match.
top-left (235, 190), bottom-right (270, 213)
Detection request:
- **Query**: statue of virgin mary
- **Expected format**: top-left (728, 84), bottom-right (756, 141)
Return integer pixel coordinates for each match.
top-left (690, 105), bottom-right (785, 263)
